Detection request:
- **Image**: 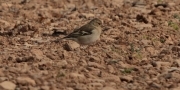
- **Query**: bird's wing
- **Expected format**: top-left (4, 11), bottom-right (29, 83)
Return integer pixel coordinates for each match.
top-left (65, 24), bottom-right (94, 38)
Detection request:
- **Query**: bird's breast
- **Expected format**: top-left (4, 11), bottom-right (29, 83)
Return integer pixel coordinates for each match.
top-left (78, 30), bottom-right (101, 45)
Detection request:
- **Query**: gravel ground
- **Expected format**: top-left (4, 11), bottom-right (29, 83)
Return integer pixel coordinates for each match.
top-left (0, 0), bottom-right (180, 90)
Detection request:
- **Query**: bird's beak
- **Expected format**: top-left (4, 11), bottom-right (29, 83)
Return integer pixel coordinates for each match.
top-left (101, 20), bottom-right (104, 26)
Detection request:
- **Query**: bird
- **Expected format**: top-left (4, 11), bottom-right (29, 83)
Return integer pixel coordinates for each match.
top-left (54, 18), bottom-right (102, 45)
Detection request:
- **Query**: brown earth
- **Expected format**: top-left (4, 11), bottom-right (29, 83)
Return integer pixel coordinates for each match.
top-left (0, 0), bottom-right (180, 90)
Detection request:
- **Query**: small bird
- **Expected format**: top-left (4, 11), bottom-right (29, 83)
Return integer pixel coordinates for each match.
top-left (54, 18), bottom-right (102, 45)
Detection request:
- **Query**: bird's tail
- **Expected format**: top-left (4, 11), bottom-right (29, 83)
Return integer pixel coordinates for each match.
top-left (52, 36), bottom-right (72, 43)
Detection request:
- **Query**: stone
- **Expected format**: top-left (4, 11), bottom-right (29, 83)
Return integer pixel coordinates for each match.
top-left (55, 60), bottom-right (68, 67)
top-left (75, 84), bottom-right (86, 90)
top-left (151, 82), bottom-right (161, 88)
top-left (165, 37), bottom-right (174, 45)
top-left (120, 75), bottom-right (133, 82)
top-left (145, 46), bottom-right (157, 56)
top-left (31, 49), bottom-right (44, 59)
top-left (134, 24), bottom-right (152, 30)
top-left (172, 86), bottom-right (180, 90)
top-left (17, 77), bottom-right (36, 86)
top-left (28, 86), bottom-right (40, 90)
top-left (65, 3), bottom-right (76, 10)
top-left (101, 87), bottom-right (116, 90)
top-left (0, 19), bottom-right (11, 26)
top-left (88, 62), bottom-right (105, 69)
top-left (0, 77), bottom-right (8, 81)
top-left (167, 2), bottom-right (176, 7)
top-left (89, 56), bottom-right (101, 62)
top-left (171, 46), bottom-right (180, 52)
top-left (104, 75), bottom-right (120, 82)
top-left (64, 42), bottom-right (80, 51)
top-left (141, 40), bottom-right (151, 46)
top-left (81, 13), bottom-right (95, 18)
top-left (152, 61), bottom-right (171, 69)
top-left (107, 65), bottom-right (115, 73)
top-left (153, 41), bottom-right (162, 48)
top-left (172, 73), bottom-right (180, 79)
top-left (0, 69), bottom-right (5, 77)
top-left (89, 79), bottom-right (105, 83)
top-left (175, 59), bottom-right (180, 67)
top-left (0, 81), bottom-right (16, 90)
top-left (89, 83), bottom-right (103, 88)
top-left (69, 73), bottom-right (85, 79)
top-left (150, 9), bottom-right (162, 16)
top-left (41, 86), bottom-right (50, 90)
top-left (66, 87), bottom-right (74, 90)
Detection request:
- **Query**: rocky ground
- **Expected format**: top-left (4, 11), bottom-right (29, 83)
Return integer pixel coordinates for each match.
top-left (0, 0), bottom-right (180, 90)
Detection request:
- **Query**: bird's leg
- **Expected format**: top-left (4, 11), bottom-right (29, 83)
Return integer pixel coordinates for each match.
top-left (80, 45), bottom-right (89, 50)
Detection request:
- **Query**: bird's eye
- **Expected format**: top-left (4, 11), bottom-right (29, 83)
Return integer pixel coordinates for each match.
top-left (98, 22), bottom-right (101, 25)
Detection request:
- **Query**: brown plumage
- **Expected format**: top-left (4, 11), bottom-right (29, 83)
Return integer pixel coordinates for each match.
top-left (55, 18), bottom-right (102, 45)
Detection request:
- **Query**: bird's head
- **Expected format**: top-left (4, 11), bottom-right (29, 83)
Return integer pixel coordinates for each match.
top-left (89, 18), bottom-right (102, 27)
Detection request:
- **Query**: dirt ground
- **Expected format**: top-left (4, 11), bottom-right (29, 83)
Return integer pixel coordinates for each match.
top-left (0, 0), bottom-right (180, 90)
